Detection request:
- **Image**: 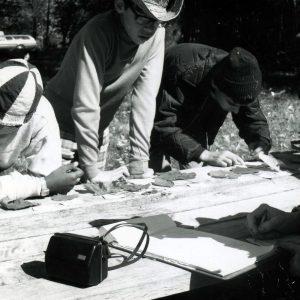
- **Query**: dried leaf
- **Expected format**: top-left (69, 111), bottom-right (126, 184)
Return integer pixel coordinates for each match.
top-left (141, 189), bottom-right (159, 195)
top-left (231, 167), bottom-right (260, 174)
top-left (153, 177), bottom-right (174, 187)
top-left (0, 198), bottom-right (39, 210)
top-left (157, 170), bottom-right (196, 181)
top-left (84, 182), bottom-right (105, 195)
top-left (121, 183), bottom-right (151, 192)
top-left (208, 170), bottom-right (240, 179)
top-left (51, 194), bottom-right (79, 201)
top-left (84, 179), bottom-right (150, 195)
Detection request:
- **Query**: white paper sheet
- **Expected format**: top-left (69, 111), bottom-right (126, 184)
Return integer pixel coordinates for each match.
top-left (100, 214), bottom-right (274, 279)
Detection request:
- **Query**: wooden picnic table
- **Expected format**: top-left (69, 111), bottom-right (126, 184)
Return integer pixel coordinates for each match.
top-left (1, 154), bottom-right (300, 300)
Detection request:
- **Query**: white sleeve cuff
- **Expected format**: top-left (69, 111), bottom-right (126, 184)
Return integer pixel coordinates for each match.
top-left (0, 171), bottom-right (43, 201)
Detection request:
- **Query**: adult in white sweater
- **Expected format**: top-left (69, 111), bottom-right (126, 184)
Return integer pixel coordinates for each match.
top-left (44, 0), bottom-right (183, 183)
top-left (0, 59), bottom-right (83, 202)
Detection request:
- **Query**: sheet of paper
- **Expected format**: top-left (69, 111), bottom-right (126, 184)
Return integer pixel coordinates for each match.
top-left (100, 215), bottom-right (274, 279)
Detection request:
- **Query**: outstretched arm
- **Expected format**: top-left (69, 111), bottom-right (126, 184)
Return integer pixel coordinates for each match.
top-left (232, 99), bottom-right (271, 154)
top-left (129, 28), bottom-right (165, 176)
top-left (70, 31), bottom-right (129, 183)
top-left (0, 162), bottom-right (83, 201)
top-left (246, 203), bottom-right (300, 239)
top-left (0, 171), bottom-right (44, 201)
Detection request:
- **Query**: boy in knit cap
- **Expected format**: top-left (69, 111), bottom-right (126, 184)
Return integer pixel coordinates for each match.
top-left (0, 59), bottom-right (83, 202)
top-left (150, 43), bottom-right (271, 171)
top-left (44, 0), bottom-right (184, 183)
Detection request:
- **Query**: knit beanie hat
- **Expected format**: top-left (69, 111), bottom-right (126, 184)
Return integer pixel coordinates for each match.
top-left (214, 47), bottom-right (262, 104)
top-left (0, 59), bottom-right (43, 127)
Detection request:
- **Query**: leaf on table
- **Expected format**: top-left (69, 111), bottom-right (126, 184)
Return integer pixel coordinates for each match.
top-left (84, 182), bottom-right (106, 195)
top-left (141, 189), bottom-right (159, 195)
top-left (258, 153), bottom-right (280, 172)
top-left (231, 166), bottom-right (261, 174)
top-left (84, 179), bottom-right (151, 195)
top-left (121, 183), bottom-right (151, 192)
top-left (208, 170), bottom-right (240, 179)
top-left (157, 170), bottom-right (196, 181)
top-left (152, 177), bottom-right (174, 187)
top-left (84, 181), bottom-right (122, 195)
top-left (51, 194), bottom-right (79, 201)
top-left (0, 198), bottom-right (39, 210)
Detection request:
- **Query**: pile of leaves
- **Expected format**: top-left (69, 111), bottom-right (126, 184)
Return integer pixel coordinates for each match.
top-left (153, 170), bottom-right (196, 187)
top-left (84, 178), bottom-right (151, 196)
top-left (84, 170), bottom-right (196, 195)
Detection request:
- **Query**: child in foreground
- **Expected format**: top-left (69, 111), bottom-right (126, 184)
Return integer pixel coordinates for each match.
top-left (0, 59), bottom-right (83, 201)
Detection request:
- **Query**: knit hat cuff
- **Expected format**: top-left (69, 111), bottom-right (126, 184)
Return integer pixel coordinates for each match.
top-left (216, 76), bottom-right (262, 104)
top-left (214, 47), bottom-right (262, 104)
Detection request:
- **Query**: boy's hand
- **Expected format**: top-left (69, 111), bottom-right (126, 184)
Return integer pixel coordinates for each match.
top-left (91, 166), bottom-right (129, 184)
top-left (200, 150), bottom-right (245, 167)
top-left (246, 204), bottom-right (300, 238)
top-left (129, 167), bottom-right (154, 179)
top-left (46, 162), bottom-right (84, 194)
top-left (128, 161), bottom-right (154, 179)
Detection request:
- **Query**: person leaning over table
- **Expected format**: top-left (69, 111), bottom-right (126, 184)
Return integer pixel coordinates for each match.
top-left (0, 59), bottom-right (83, 201)
top-left (44, 0), bottom-right (184, 183)
top-left (149, 43), bottom-right (272, 172)
top-left (247, 203), bottom-right (300, 277)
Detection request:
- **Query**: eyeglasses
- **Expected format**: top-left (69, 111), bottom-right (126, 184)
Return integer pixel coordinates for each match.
top-left (126, 0), bottom-right (166, 27)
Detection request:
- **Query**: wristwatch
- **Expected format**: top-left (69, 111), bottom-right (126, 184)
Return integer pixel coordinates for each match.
top-left (40, 177), bottom-right (50, 197)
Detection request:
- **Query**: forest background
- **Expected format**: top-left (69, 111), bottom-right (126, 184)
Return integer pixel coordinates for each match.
top-left (0, 0), bottom-right (299, 168)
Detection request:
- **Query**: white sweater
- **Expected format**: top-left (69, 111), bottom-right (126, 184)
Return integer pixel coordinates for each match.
top-left (0, 96), bottom-right (61, 201)
top-left (45, 11), bottom-right (165, 180)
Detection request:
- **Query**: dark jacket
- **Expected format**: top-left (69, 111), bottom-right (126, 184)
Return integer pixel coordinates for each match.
top-left (151, 43), bottom-right (271, 164)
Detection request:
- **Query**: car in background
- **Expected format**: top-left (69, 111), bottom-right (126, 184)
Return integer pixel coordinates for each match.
top-left (0, 34), bottom-right (37, 51)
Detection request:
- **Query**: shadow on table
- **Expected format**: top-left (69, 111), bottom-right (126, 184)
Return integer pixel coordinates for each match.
top-left (89, 218), bottom-right (129, 227)
top-left (174, 212), bottom-right (249, 240)
top-left (21, 260), bottom-right (45, 279)
top-left (21, 261), bottom-right (89, 289)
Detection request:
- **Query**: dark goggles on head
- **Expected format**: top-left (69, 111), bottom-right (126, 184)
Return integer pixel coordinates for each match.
top-left (125, 0), bottom-right (167, 27)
